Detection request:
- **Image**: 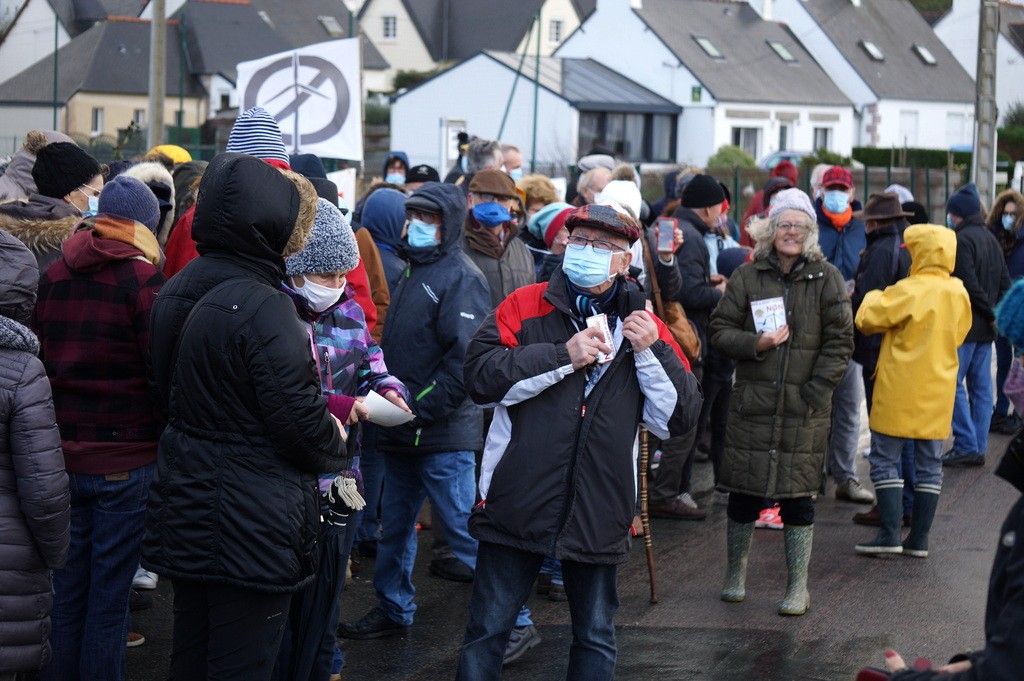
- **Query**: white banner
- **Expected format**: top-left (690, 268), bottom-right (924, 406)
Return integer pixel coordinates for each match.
top-left (236, 38), bottom-right (362, 161)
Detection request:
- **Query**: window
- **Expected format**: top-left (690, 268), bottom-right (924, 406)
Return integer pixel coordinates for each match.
top-left (133, 108), bottom-right (145, 126)
top-left (767, 40), bottom-right (796, 63)
top-left (813, 127), bottom-right (832, 151)
top-left (382, 15), bottom-right (397, 40)
top-left (549, 19), bottom-right (563, 44)
top-left (91, 107), bottom-right (104, 135)
top-left (731, 127), bottom-right (760, 158)
top-left (913, 44), bottom-right (937, 65)
top-left (898, 110), bottom-right (919, 146)
top-left (946, 112), bottom-right (967, 147)
top-left (779, 123), bottom-right (790, 151)
top-left (175, 110), bottom-right (185, 128)
top-left (860, 40), bottom-right (884, 61)
top-left (319, 15), bottom-right (345, 38)
top-left (257, 10), bottom-right (274, 28)
top-left (219, 92), bottom-right (231, 111)
top-left (577, 112), bottom-right (677, 162)
top-left (693, 35), bottom-right (723, 59)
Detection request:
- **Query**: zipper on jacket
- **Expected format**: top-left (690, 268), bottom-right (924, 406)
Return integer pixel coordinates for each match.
top-left (415, 428), bottom-right (422, 446)
top-left (416, 380), bottom-right (436, 401)
top-left (765, 275), bottom-right (792, 498)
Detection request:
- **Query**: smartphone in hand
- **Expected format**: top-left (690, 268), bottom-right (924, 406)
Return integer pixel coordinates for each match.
top-left (656, 217), bottom-right (677, 254)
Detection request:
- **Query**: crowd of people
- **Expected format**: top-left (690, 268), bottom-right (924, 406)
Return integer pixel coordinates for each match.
top-left (0, 107), bottom-right (1021, 681)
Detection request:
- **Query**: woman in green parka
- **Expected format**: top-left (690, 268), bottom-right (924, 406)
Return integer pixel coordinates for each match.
top-left (709, 188), bottom-right (853, 616)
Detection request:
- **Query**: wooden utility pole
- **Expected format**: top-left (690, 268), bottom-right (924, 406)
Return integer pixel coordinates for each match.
top-left (973, 0), bottom-right (999, 204)
top-left (147, 0), bottom-right (166, 149)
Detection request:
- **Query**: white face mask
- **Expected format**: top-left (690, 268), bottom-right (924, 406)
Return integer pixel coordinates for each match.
top-left (293, 277), bottom-right (345, 313)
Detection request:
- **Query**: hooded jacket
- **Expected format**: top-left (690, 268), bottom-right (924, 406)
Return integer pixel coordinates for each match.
top-left (464, 266), bottom-right (700, 564)
top-left (382, 150), bottom-right (410, 178)
top-left (953, 214), bottom-right (1011, 343)
top-left (377, 182), bottom-right (491, 454)
top-left (710, 252), bottom-right (853, 499)
top-left (359, 187), bottom-right (408, 292)
top-left (988, 189), bottom-right (1024, 280)
top-left (141, 153), bottom-right (346, 593)
top-left (850, 223), bottom-right (912, 375)
top-left (0, 194), bottom-right (80, 271)
top-left (33, 217), bottom-right (166, 475)
top-left (815, 196), bottom-right (866, 281)
top-left (0, 230), bottom-right (69, 674)
top-left (121, 161), bottom-right (176, 244)
top-left (856, 224), bottom-right (971, 440)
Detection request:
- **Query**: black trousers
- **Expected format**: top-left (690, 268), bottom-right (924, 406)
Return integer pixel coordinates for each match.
top-left (727, 492), bottom-right (815, 526)
top-left (169, 580), bottom-right (291, 681)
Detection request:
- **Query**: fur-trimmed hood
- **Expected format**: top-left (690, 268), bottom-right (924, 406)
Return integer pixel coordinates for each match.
top-left (121, 161), bottom-right (176, 245)
top-left (0, 194), bottom-right (81, 271)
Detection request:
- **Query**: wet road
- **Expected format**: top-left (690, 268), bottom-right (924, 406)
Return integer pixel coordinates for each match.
top-left (129, 430), bottom-right (1016, 680)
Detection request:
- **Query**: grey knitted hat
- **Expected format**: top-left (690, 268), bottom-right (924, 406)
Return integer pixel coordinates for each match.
top-left (768, 188), bottom-right (816, 224)
top-left (285, 197), bottom-right (360, 276)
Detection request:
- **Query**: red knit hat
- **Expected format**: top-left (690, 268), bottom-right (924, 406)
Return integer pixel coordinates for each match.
top-left (544, 207), bottom-right (574, 248)
top-left (822, 166), bottom-right (853, 189)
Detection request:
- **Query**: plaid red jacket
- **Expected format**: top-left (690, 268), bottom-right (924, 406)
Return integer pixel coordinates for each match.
top-left (33, 225), bottom-right (166, 474)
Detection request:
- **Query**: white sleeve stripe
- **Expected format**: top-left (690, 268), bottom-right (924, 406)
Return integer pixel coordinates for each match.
top-left (497, 364), bottom-right (574, 407)
top-left (479, 405), bottom-right (512, 499)
top-left (634, 347), bottom-right (677, 440)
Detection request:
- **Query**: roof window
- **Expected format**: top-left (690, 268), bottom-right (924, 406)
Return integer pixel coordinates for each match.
top-left (319, 15), bottom-right (345, 38)
top-left (860, 40), bottom-right (884, 61)
top-left (257, 10), bottom-right (275, 29)
top-left (694, 36), bottom-right (723, 59)
top-left (767, 40), bottom-right (796, 63)
top-left (913, 44), bottom-right (937, 65)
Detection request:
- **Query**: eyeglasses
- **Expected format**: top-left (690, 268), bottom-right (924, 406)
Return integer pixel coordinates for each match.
top-left (778, 222), bottom-right (810, 233)
top-left (566, 234), bottom-right (628, 254)
top-left (473, 192), bottom-right (514, 204)
top-left (76, 184), bottom-right (101, 198)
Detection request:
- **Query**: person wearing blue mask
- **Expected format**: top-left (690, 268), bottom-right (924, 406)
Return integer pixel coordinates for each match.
top-left (338, 182), bottom-right (491, 641)
top-left (942, 183), bottom-right (1011, 468)
top-left (462, 169), bottom-right (536, 310)
top-left (381, 150), bottom-right (409, 186)
top-left (987, 189), bottom-right (1024, 436)
top-left (501, 143), bottom-right (523, 182)
top-left (813, 166), bottom-right (875, 506)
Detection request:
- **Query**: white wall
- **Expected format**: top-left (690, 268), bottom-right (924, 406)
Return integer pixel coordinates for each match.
top-left (391, 54), bottom-right (576, 170)
top-left (871, 99), bottom-right (974, 149)
top-left (555, 0), bottom-right (713, 164)
top-left (678, 107), bottom-right (714, 167)
top-left (512, 0), bottom-right (583, 57)
top-left (361, 0), bottom-right (435, 92)
top-left (0, 0), bottom-right (71, 84)
top-left (0, 105), bottom-right (63, 153)
top-left (933, 0), bottom-right (977, 76)
top-left (711, 102), bottom-right (854, 160)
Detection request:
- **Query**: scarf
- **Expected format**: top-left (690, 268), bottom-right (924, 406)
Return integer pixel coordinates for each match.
top-left (822, 205), bottom-right (853, 230)
top-left (464, 214), bottom-right (509, 259)
top-left (567, 278), bottom-right (620, 327)
top-left (92, 216), bottom-right (162, 265)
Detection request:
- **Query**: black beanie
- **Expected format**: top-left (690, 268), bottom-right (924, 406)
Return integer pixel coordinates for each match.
top-left (32, 142), bottom-right (101, 199)
top-left (680, 173), bottom-right (725, 209)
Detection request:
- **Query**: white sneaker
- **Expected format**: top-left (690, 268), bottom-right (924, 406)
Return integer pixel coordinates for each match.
top-left (132, 567), bottom-right (158, 590)
top-left (677, 493), bottom-right (698, 509)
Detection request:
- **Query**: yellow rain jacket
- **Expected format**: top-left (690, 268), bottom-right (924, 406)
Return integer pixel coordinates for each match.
top-left (855, 223), bottom-right (972, 439)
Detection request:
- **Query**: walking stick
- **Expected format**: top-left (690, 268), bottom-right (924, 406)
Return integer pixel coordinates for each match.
top-left (639, 427), bottom-right (658, 604)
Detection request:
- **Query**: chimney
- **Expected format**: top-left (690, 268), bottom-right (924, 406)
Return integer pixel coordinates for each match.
top-left (763, 0), bottom-right (772, 20)
top-left (630, 0), bottom-right (642, 8)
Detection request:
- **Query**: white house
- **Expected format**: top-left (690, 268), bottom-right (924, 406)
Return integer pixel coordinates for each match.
top-left (754, 0), bottom-right (976, 150)
top-left (358, 0), bottom-right (594, 92)
top-left (555, 0), bottom-right (853, 167)
top-left (933, 0), bottom-right (1024, 125)
top-left (390, 51), bottom-right (680, 172)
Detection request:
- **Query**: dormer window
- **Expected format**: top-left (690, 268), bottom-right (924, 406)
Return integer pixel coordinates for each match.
top-left (694, 36), bottom-right (723, 59)
top-left (767, 40), bottom-right (796, 63)
top-left (860, 40), bottom-right (884, 61)
top-left (319, 15), bottom-right (345, 38)
top-left (913, 44), bottom-right (937, 65)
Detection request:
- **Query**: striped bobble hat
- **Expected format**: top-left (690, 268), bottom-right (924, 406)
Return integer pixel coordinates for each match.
top-left (226, 107), bottom-right (288, 164)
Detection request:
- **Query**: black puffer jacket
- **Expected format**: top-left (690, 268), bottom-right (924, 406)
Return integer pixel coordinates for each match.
top-left (672, 206), bottom-right (723, 361)
top-left (953, 215), bottom-right (1011, 343)
top-left (0, 231), bottom-right (69, 673)
top-left (377, 182), bottom-right (491, 454)
top-left (141, 154), bottom-right (346, 593)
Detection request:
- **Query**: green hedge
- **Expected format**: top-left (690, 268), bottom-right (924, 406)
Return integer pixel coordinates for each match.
top-left (852, 147), bottom-right (970, 168)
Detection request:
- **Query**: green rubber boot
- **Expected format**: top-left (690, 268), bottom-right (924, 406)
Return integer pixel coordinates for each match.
top-left (902, 485), bottom-right (940, 558)
top-left (721, 519), bottom-right (754, 602)
top-left (855, 482), bottom-right (904, 555)
top-left (778, 524), bottom-right (813, 616)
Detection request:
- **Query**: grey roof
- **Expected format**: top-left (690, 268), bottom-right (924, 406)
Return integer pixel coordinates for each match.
top-left (1000, 2), bottom-right (1024, 56)
top-left (400, 51), bottom-right (680, 115)
top-left (175, 0), bottom-right (387, 82)
top-left (798, 0), bottom-right (974, 102)
top-left (0, 18), bottom-right (204, 104)
top-left (361, 0), bottom-right (590, 63)
top-left (46, 0), bottom-right (146, 36)
top-left (633, 0), bottom-right (850, 106)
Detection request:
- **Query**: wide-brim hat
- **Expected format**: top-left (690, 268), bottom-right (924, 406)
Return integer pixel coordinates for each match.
top-left (855, 192), bottom-right (913, 222)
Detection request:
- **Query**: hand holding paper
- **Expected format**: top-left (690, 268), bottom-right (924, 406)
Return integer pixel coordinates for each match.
top-left (363, 390), bottom-right (416, 427)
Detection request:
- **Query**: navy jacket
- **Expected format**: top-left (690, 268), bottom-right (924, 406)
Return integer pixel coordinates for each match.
top-left (815, 197), bottom-right (866, 281)
top-left (851, 224), bottom-right (911, 375)
top-left (671, 206), bottom-right (722, 361)
top-left (953, 215), bottom-right (1011, 344)
top-left (377, 182), bottom-right (491, 454)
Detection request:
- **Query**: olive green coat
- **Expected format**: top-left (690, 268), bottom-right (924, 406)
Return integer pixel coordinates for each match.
top-left (709, 255), bottom-right (853, 499)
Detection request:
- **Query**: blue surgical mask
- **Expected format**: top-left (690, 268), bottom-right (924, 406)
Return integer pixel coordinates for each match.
top-left (823, 190), bottom-right (849, 213)
top-left (946, 214), bottom-right (955, 230)
top-left (1002, 214), bottom-right (1016, 231)
top-left (407, 218), bottom-right (440, 248)
top-left (472, 202), bottom-right (512, 227)
top-left (80, 195), bottom-right (99, 217)
top-left (460, 156), bottom-right (468, 173)
top-left (508, 168), bottom-right (523, 182)
top-left (562, 243), bottom-right (613, 288)
top-left (385, 173), bottom-right (406, 185)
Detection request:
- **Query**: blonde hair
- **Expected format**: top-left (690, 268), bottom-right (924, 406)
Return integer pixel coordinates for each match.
top-left (517, 174), bottom-right (560, 207)
top-left (277, 168), bottom-right (318, 258)
top-left (747, 212), bottom-right (825, 263)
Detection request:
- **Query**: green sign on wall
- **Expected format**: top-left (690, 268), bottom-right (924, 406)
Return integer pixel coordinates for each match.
top-left (691, 86), bottom-right (702, 103)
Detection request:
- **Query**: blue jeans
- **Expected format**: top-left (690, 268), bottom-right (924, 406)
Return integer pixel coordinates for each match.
top-left (44, 464), bottom-right (154, 681)
top-left (374, 450), bottom-right (477, 625)
top-left (456, 541), bottom-right (619, 681)
top-left (952, 342), bottom-right (994, 455)
top-left (829, 361), bottom-right (863, 484)
top-left (996, 335), bottom-right (1013, 416)
top-left (868, 431), bottom-right (942, 488)
top-left (540, 555), bottom-right (564, 586)
top-left (355, 424), bottom-right (384, 544)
